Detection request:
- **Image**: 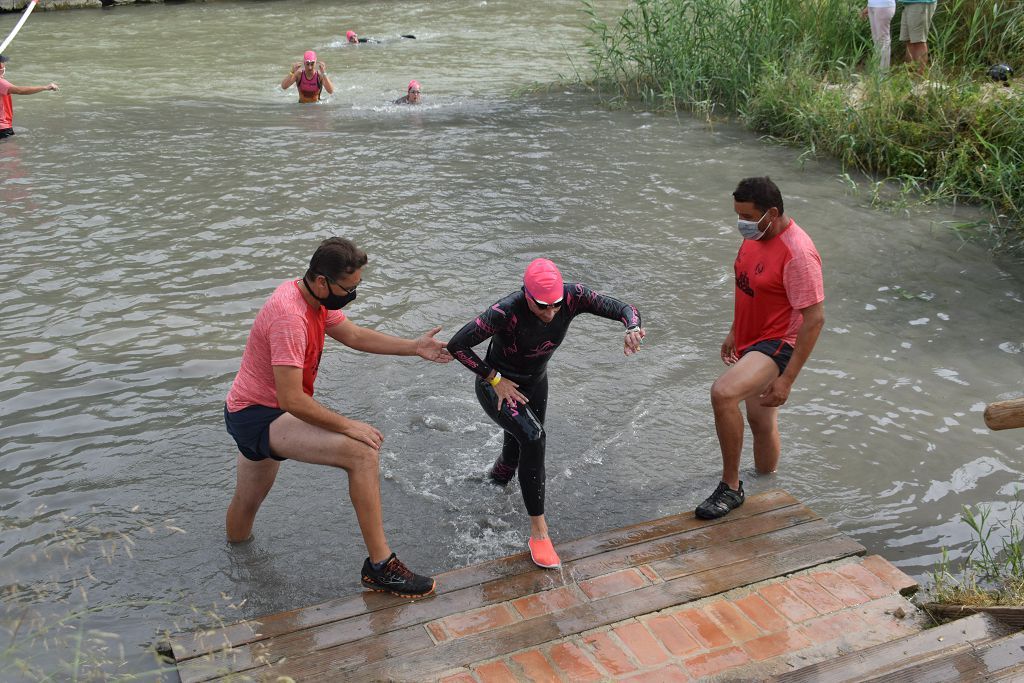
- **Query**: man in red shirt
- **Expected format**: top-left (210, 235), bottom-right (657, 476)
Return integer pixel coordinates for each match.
top-left (0, 54), bottom-right (59, 139)
top-left (696, 177), bottom-right (825, 519)
top-left (224, 237), bottom-right (451, 597)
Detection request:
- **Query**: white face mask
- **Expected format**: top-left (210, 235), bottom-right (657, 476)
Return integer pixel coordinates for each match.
top-left (737, 210), bottom-right (769, 240)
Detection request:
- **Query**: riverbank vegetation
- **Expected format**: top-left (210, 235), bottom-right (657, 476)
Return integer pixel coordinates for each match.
top-left (581, 0), bottom-right (1024, 251)
top-left (930, 502), bottom-right (1024, 608)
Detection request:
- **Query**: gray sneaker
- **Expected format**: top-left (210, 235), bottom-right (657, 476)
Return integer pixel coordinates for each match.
top-left (695, 481), bottom-right (745, 519)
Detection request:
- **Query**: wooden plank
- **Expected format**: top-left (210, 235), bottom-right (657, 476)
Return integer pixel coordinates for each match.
top-left (177, 623), bottom-right (433, 683)
top-left (170, 489), bottom-right (801, 661)
top-left (179, 500), bottom-right (821, 678)
top-left (767, 613), bottom-right (1016, 682)
top-left (569, 503), bottom-right (820, 582)
top-left (990, 663), bottom-right (1024, 681)
top-left (649, 519), bottom-right (863, 581)
top-left (856, 630), bottom-right (1024, 683)
top-left (921, 602), bottom-right (1024, 628)
top-left (253, 528), bottom-right (863, 680)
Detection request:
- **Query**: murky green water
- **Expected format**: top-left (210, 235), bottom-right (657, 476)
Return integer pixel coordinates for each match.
top-left (2, 0), bottom-right (1023, 677)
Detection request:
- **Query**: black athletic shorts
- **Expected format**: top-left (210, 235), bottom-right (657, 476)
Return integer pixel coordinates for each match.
top-left (0, 128), bottom-right (14, 139)
top-left (224, 404), bottom-right (287, 462)
top-left (742, 339), bottom-right (794, 376)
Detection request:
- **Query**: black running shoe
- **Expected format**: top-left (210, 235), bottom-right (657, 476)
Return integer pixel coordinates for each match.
top-left (695, 481), bottom-right (745, 520)
top-left (360, 553), bottom-right (436, 598)
top-left (488, 459), bottom-right (517, 486)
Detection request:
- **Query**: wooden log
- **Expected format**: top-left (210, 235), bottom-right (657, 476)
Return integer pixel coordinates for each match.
top-left (984, 398), bottom-right (1024, 431)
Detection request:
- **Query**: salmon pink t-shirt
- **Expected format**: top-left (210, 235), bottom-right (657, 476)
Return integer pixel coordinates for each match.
top-left (226, 280), bottom-right (346, 412)
top-left (733, 220), bottom-right (824, 353)
top-left (0, 78), bottom-right (13, 129)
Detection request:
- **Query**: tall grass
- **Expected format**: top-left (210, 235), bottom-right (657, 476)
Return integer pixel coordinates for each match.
top-left (582, 0), bottom-right (869, 112)
top-left (582, 0), bottom-right (1024, 247)
top-left (930, 0), bottom-right (1024, 72)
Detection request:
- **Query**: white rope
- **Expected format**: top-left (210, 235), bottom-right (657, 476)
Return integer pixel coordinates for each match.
top-left (0, 0), bottom-right (40, 56)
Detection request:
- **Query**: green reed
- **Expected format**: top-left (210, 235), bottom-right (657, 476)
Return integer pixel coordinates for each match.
top-left (931, 501), bottom-right (1024, 607)
top-left (582, 0), bottom-right (1024, 248)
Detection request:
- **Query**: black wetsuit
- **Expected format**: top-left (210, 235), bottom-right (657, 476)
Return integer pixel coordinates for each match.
top-left (447, 284), bottom-right (641, 516)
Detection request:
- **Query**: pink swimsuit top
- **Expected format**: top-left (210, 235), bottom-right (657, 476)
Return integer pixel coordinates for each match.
top-left (297, 70), bottom-right (321, 97)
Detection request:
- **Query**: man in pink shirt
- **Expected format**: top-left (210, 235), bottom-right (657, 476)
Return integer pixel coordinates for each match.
top-left (0, 54), bottom-right (59, 140)
top-left (224, 237), bottom-right (452, 597)
top-left (696, 177), bottom-right (825, 520)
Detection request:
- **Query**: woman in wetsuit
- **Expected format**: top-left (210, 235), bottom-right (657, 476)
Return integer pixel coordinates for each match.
top-left (446, 258), bottom-right (646, 569)
top-left (281, 50), bottom-right (335, 103)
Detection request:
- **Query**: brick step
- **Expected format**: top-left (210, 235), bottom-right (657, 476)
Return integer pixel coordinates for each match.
top-left (768, 612), bottom-right (1018, 682)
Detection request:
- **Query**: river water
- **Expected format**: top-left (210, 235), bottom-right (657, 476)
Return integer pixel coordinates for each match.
top-left (1, 0), bottom-right (1023, 678)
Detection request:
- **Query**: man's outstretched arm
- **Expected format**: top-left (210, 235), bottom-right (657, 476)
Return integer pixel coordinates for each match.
top-left (8, 82), bottom-right (58, 95)
top-left (327, 318), bottom-right (452, 362)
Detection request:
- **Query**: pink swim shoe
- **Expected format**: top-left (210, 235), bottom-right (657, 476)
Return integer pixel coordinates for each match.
top-left (528, 537), bottom-right (561, 569)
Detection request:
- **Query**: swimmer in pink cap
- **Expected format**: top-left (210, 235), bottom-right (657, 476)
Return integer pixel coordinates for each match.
top-left (447, 258), bottom-right (646, 569)
top-left (394, 79), bottom-right (421, 105)
top-left (281, 50), bottom-right (334, 103)
top-left (346, 30), bottom-right (359, 44)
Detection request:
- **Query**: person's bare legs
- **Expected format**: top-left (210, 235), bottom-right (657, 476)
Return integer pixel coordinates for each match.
top-left (746, 398), bottom-right (781, 476)
top-left (710, 352), bottom-right (780, 490)
top-left (226, 452), bottom-right (281, 542)
top-left (529, 514), bottom-right (549, 539)
top-left (906, 42), bottom-right (928, 74)
top-left (267, 412), bottom-right (392, 563)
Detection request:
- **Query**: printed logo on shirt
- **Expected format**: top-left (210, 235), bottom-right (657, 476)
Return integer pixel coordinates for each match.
top-left (736, 271), bottom-right (755, 297)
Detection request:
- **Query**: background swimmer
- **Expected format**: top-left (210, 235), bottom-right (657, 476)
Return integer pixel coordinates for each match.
top-left (394, 80), bottom-right (421, 105)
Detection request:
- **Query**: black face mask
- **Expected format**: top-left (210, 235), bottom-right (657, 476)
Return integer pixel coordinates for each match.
top-left (305, 274), bottom-right (357, 310)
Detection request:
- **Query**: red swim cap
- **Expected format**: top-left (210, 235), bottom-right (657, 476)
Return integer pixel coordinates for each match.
top-left (304, 50), bottom-right (317, 62)
top-left (523, 258), bottom-right (564, 305)
top-left (346, 30), bottom-right (357, 42)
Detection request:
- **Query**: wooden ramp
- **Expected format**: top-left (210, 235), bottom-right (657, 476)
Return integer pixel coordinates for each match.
top-left (168, 490), bottom-right (867, 681)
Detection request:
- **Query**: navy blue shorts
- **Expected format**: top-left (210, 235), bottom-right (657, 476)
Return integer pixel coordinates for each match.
top-left (742, 339), bottom-right (794, 376)
top-left (224, 404), bottom-right (287, 462)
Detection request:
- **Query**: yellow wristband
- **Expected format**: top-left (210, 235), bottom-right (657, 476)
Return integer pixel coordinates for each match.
top-left (488, 372), bottom-right (502, 387)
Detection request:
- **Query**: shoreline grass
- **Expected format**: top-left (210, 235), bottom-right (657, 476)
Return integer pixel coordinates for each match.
top-left (580, 0), bottom-right (1024, 252)
top-left (930, 501), bottom-right (1024, 608)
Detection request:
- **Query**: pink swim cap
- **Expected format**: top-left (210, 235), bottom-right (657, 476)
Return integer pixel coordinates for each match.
top-left (346, 30), bottom-right (357, 41)
top-left (408, 80), bottom-right (421, 92)
top-left (304, 50), bottom-right (317, 62)
top-left (523, 258), bottom-right (564, 305)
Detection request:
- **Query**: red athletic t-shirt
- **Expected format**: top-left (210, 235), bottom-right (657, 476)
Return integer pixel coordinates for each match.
top-left (226, 280), bottom-right (346, 412)
top-left (0, 78), bottom-right (13, 129)
top-left (732, 219), bottom-right (824, 353)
